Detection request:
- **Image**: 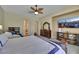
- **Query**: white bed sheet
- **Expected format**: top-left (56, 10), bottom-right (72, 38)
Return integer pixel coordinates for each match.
top-left (0, 35), bottom-right (65, 54)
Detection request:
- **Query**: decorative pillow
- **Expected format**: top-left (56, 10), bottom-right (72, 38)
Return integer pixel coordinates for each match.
top-left (3, 32), bottom-right (13, 39)
top-left (11, 31), bottom-right (16, 35)
top-left (0, 34), bottom-right (8, 47)
top-left (12, 35), bottom-right (20, 38)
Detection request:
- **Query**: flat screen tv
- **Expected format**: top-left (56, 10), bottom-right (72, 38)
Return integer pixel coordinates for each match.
top-left (58, 23), bottom-right (79, 28)
top-left (58, 16), bottom-right (79, 28)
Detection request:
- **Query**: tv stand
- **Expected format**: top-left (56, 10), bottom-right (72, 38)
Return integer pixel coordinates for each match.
top-left (57, 32), bottom-right (77, 45)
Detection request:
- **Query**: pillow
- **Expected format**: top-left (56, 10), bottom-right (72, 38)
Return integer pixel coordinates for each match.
top-left (12, 35), bottom-right (20, 38)
top-left (3, 32), bottom-right (13, 39)
top-left (11, 31), bottom-right (16, 35)
top-left (0, 34), bottom-right (8, 47)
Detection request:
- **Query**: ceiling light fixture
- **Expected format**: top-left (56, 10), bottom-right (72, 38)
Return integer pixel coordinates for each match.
top-left (30, 5), bottom-right (43, 15)
top-left (34, 11), bottom-right (38, 15)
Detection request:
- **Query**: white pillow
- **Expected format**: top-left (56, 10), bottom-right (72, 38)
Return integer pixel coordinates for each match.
top-left (12, 35), bottom-right (20, 38)
top-left (0, 34), bottom-right (8, 47)
top-left (3, 32), bottom-right (12, 39)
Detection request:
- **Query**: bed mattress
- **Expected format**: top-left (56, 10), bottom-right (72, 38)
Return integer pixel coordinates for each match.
top-left (0, 35), bottom-right (65, 54)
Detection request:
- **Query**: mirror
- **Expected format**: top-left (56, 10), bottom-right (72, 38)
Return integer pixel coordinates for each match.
top-left (43, 22), bottom-right (50, 30)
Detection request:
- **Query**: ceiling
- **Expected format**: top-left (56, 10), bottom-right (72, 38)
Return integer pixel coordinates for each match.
top-left (1, 5), bottom-right (79, 20)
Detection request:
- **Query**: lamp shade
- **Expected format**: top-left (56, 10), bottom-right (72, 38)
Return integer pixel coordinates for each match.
top-left (0, 25), bottom-right (3, 30)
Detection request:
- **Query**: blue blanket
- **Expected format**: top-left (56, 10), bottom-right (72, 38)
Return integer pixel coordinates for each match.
top-left (48, 42), bottom-right (59, 54)
top-left (0, 41), bottom-right (3, 47)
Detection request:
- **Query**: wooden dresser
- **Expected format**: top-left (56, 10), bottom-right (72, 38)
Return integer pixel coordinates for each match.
top-left (40, 21), bottom-right (51, 38)
top-left (40, 29), bottom-right (51, 38)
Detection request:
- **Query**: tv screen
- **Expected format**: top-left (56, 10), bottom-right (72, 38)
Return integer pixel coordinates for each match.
top-left (58, 23), bottom-right (79, 28)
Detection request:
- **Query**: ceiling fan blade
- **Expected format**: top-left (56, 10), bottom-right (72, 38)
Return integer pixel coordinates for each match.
top-left (30, 5), bottom-right (44, 14)
top-left (30, 7), bottom-right (35, 11)
top-left (38, 8), bottom-right (43, 11)
top-left (28, 11), bottom-right (34, 13)
top-left (38, 11), bottom-right (43, 14)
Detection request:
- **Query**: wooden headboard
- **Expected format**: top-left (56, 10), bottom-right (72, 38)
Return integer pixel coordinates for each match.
top-left (40, 22), bottom-right (51, 38)
top-left (8, 27), bottom-right (20, 34)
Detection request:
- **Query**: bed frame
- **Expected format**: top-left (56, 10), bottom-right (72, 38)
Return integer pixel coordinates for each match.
top-left (8, 27), bottom-right (20, 34)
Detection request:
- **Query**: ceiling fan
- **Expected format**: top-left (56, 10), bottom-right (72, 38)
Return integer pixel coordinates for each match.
top-left (30, 5), bottom-right (43, 15)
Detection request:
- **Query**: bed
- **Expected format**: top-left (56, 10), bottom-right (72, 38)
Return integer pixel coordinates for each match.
top-left (0, 35), bottom-right (65, 54)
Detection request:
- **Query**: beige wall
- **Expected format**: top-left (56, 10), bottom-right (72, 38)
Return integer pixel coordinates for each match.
top-left (38, 9), bottom-right (79, 39)
top-left (52, 10), bottom-right (79, 39)
top-left (4, 12), bottom-right (25, 34)
top-left (1, 6), bottom-right (79, 37)
top-left (0, 6), bottom-right (4, 28)
top-left (29, 20), bottom-right (38, 35)
top-left (38, 17), bottom-right (52, 36)
top-left (3, 11), bottom-right (36, 35)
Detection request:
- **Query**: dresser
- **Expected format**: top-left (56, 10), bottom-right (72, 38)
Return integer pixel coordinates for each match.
top-left (40, 29), bottom-right (51, 38)
top-left (40, 21), bottom-right (51, 38)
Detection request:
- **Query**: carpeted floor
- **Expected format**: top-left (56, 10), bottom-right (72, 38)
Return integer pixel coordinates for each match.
top-left (37, 36), bottom-right (67, 53)
top-left (37, 36), bottom-right (79, 54)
